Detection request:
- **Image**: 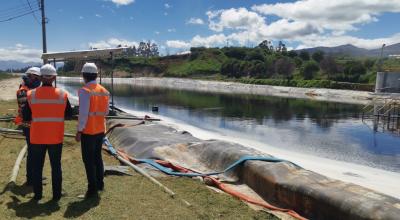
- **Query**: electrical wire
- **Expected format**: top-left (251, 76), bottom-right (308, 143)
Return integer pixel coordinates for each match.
top-left (0, 1), bottom-right (40, 23)
top-left (0, 8), bottom-right (40, 23)
top-left (25, 0), bottom-right (40, 24)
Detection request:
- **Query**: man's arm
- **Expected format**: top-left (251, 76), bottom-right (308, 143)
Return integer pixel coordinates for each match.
top-left (22, 101), bottom-right (32, 122)
top-left (64, 99), bottom-right (73, 120)
top-left (77, 89), bottom-right (90, 132)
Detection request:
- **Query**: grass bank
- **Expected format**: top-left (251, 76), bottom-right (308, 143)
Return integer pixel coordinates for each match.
top-left (0, 100), bottom-right (276, 219)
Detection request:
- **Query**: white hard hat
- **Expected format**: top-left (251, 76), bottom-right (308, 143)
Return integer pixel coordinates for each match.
top-left (25, 67), bottom-right (41, 76)
top-left (81, 63), bottom-right (98, 74)
top-left (40, 64), bottom-right (57, 76)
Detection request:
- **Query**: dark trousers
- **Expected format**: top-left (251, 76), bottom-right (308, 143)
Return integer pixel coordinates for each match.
top-left (31, 143), bottom-right (62, 199)
top-left (22, 127), bottom-right (33, 185)
top-left (81, 133), bottom-right (105, 193)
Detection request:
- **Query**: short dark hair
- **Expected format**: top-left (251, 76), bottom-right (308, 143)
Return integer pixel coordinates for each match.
top-left (83, 72), bottom-right (97, 81)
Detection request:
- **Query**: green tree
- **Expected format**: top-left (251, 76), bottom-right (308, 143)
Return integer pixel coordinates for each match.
top-left (363, 59), bottom-right (376, 70)
top-left (320, 56), bottom-right (341, 80)
top-left (223, 47), bottom-right (248, 59)
top-left (299, 51), bottom-right (310, 61)
top-left (342, 61), bottom-right (366, 82)
top-left (275, 57), bottom-right (295, 80)
top-left (301, 61), bottom-right (320, 80)
top-left (312, 51), bottom-right (325, 63)
top-left (244, 49), bottom-right (265, 61)
top-left (249, 60), bottom-right (266, 78)
top-left (287, 50), bottom-right (298, 58)
top-left (293, 57), bottom-right (303, 67)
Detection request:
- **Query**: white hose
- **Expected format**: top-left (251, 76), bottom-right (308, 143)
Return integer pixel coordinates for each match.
top-left (9, 144), bottom-right (27, 184)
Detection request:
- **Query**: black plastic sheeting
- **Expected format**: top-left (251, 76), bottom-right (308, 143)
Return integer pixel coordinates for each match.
top-left (107, 119), bottom-right (400, 220)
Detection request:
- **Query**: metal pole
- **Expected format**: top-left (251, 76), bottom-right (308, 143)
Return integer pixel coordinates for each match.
top-left (40, 0), bottom-right (48, 64)
top-left (110, 52), bottom-right (115, 115)
top-left (378, 44), bottom-right (386, 72)
top-left (99, 66), bottom-right (102, 85)
top-left (53, 58), bottom-right (57, 87)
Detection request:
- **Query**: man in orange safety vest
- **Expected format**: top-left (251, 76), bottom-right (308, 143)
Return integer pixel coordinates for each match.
top-left (23, 64), bottom-right (73, 201)
top-left (75, 62), bottom-right (109, 199)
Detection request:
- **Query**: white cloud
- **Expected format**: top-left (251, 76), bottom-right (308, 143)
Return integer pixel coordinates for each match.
top-left (167, 28), bottom-right (176, 32)
top-left (207, 8), bottom-right (266, 32)
top-left (164, 3), bottom-right (171, 9)
top-left (252, 0), bottom-right (400, 33)
top-left (186, 18), bottom-right (204, 25)
top-left (0, 44), bottom-right (42, 63)
top-left (108, 0), bottom-right (134, 6)
top-left (166, 40), bottom-right (191, 49)
top-left (191, 34), bottom-right (227, 47)
top-left (95, 14), bottom-right (102, 18)
top-left (89, 38), bottom-right (138, 49)
top-left (154, 31), bottom-right (160, 35)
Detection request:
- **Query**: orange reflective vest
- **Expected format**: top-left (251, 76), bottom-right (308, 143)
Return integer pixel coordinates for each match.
top-left (27, 87), bottom-right (67, 144)
top-left (81, 83), bottom-right (109, 135)
top-left (14, 85), bottom-right (29, 126)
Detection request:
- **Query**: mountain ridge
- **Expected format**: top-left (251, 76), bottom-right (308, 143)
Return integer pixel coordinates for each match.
top-left (296, 43), bottom-right (400, 57)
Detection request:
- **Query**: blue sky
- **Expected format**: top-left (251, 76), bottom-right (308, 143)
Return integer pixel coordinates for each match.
top-left (1, 0), bottom-right (400, 62)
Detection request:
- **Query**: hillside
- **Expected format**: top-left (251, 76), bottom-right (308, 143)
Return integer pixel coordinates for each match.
top-left (298, 43), bottom-right (400, 57)
top-left (0, 61), bottom-right (40, 71)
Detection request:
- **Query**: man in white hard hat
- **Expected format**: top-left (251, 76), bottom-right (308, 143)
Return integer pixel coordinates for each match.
top-left (75, 62), bottom-right (109, 199)
top-left (15, 67), bottom-right (42, 186)
top-left (23, 64), bottom-right (73, 201)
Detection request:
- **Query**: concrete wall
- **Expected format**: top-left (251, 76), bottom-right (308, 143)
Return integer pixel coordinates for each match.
top-left (375, 72), bottom-right (400, 93)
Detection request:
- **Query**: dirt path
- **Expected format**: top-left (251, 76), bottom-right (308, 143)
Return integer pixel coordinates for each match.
top-left (0, 77), bottom-right (20, 101)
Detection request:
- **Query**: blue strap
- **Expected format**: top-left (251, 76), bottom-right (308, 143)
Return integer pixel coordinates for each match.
top-left (103, 137), bottom-right (298, 177)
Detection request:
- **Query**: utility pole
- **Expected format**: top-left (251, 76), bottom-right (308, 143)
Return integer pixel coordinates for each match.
top-left (378, 44), bottom-right (386, 72)
top-left (40, 0), bottom-right (48, 64)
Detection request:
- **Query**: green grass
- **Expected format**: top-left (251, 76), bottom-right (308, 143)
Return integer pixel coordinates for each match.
top-left (0, 100), bottom-right (277, 219)
top-left (0, 73), bottom-right (17, 80)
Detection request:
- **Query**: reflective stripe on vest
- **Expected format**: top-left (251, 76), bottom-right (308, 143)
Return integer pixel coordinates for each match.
top-left (30, 90), bottom-right (65, 104)
top-left (83, 87), bottom-right (110, 97)
top-left (31, 117), bottom-right (64, 122)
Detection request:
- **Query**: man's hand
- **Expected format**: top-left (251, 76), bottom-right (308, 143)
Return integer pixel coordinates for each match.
top-left (75, 132), bottom-right (82, 142)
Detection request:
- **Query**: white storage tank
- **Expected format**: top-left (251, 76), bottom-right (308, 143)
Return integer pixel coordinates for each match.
top-left (375, 72), bottom-right (400, 93)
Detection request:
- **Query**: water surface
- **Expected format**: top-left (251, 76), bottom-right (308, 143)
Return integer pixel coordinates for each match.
top-left (59, 81), bottom-right (400, 172)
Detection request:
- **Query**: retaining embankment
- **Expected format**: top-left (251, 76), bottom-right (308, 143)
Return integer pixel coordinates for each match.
top-left (107, 117), bottom-right (400, 220)
top-left (58, 77), bottom-right (400, 105)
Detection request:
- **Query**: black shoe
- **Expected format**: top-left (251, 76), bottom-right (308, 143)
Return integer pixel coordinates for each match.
top-left (52, 196), bottom-right (61, 202)
top-left (22, 181), bottom-right (33, 187)
top-left (86, 191), bottom-right (98, 198)
top-left (52, 193), bottom-right (62, 201)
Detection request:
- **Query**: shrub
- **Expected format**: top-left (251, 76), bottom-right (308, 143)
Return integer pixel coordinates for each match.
top-left (301, 61), bottom-right (320, 80)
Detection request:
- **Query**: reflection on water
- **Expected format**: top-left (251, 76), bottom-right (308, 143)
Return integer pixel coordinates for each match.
top-left (60, 81), bottom-right (400, 172)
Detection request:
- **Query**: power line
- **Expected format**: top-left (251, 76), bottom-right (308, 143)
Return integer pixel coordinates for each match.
top-left (0, 8), bottom-right (40, 23)
top-left (0, 1), bottom-right (39, 22)
top-left (26, 0), bottom-right (40, 24)
top-left (0, 3), bottom-right (33, 12)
